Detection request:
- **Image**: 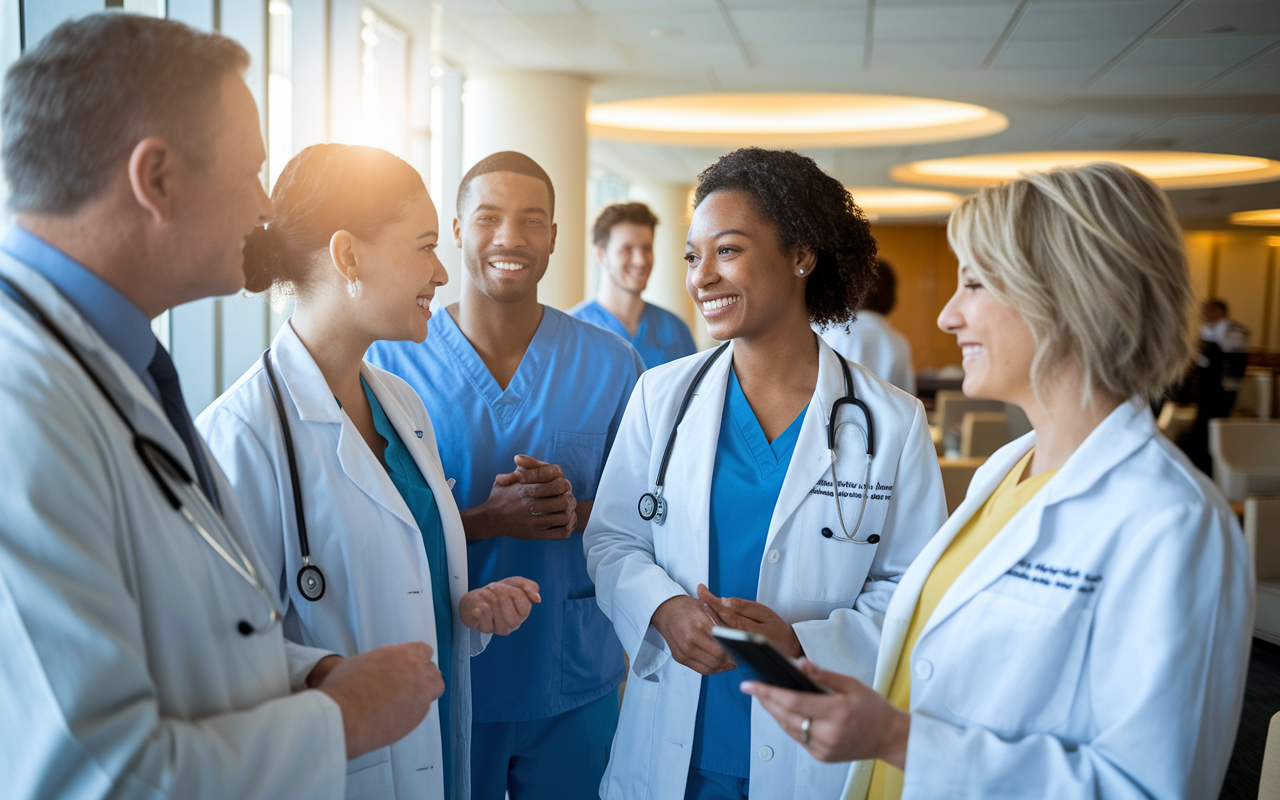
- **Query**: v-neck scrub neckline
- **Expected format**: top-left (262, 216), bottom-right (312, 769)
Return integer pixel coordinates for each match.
top-left (433, 307), bottom-right (559, 427)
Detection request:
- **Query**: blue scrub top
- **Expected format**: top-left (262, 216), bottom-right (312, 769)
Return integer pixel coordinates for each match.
top-left (690, 369), bottom-right (805, 779)
top-left (569, 298), bottom-right (697, 370)
top-left (361, 378), bottom-right (454, 791)
top-left (367, 306), bottom-right (644, 722)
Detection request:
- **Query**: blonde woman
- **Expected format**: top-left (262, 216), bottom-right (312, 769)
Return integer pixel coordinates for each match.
top-left (745, 162), bottom-right (1254, 800)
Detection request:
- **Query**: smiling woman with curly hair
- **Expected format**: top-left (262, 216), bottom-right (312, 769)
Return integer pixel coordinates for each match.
top-left (582, 148), bottom-right (948, 800)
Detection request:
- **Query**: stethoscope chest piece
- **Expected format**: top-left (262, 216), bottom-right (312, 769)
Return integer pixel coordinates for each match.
top-left (297, 563), bottom-right (326, 601)
top-left (638, 490), bottom-right (667, 525)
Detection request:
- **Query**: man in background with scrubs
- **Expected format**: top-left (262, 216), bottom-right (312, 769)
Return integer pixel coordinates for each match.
top-left (571, 201), bottom-right (697, 369)
top-left (367, 151), bottom-right (643, 800)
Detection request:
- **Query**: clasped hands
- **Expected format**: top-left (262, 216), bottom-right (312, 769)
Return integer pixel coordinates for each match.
top-left (464, 455), bottom-right (580, 541)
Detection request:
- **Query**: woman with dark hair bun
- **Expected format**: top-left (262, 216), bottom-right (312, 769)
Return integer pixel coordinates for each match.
top-left (197, 144), bottom-right (540, 800)
top-left (583, 148), bottom-right (947, 800)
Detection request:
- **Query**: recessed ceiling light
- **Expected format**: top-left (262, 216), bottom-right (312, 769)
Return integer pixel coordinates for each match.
top-left (1204, 24), bottom-right (1238, 33)
top-left (587, 93), bottom-right (1007, 148)
top-left (847, 187), bottom-right (965, 220)
top-left (890, 151), bottom-right (1280, 189)
top-left (1230, 209), bottom-right (1280, 226)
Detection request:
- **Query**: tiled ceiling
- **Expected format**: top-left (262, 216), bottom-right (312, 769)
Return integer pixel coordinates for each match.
top-left (435, 0), bottom-right (1280, 221)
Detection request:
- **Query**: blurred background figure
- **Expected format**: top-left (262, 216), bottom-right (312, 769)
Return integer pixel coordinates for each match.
top-left (572, 201), bottom-right (696, 370)
top-left (818, 259), bottom-right (916, 395)
top-left (1182, 298), bottom-right (1251, 472)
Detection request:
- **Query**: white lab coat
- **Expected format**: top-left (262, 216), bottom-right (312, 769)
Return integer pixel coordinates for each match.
top-left (0, 255), bottom-right (347, 799)
top-left (584, 338), bottom-right (947, 800)
top-left (842, 399), bottom-right (1255, 800)
top-left (817, 312), bottom-right (916, 396)
top-left (197, 322), bottom-right (486, 800)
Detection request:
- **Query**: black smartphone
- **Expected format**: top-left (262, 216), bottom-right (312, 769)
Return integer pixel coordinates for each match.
top-left (711, 626), bottom-right (829, 693)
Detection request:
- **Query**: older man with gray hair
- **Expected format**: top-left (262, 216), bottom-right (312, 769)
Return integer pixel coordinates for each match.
top-left (0, 14), bottom-right (437, 799)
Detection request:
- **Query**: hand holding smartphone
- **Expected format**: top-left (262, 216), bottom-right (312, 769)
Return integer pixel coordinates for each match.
top-left (711, 626), bottom-right (829, 693)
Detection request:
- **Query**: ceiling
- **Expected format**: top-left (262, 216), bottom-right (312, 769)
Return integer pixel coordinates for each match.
top-left (434, 0), bottom-right (1280, 223)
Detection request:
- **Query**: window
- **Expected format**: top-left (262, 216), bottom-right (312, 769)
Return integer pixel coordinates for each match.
top-left (359, 6), bottom-right (408, 159)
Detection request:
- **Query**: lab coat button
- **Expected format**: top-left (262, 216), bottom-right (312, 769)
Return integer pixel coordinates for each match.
top-left (914, 659), bottom-right (933, 680)
top-left (758, 746), bottom-right (774, 761)
top-left (767, 549), bottom-right (781, 564)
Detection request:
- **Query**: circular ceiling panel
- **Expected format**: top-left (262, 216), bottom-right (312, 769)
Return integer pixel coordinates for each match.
top-left (890, 151), bottom-right (1280, 190)
top-left (587, 93), bottom-right (1008, 147)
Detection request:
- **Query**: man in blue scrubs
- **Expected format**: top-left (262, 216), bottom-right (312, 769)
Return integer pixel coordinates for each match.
top-left (570, 202), bottom-right (697, 370)
top-left (367, 152), bottom-right (643, 800)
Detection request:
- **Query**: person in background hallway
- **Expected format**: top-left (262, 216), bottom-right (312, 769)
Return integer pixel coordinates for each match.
top-left (571, 201), bottom-right (697, 370)
top-left (367, 151), bottom-right (644, 800)
top-left (585, 147), bottom-right (946, 800)
top-left (747, 163), bottom-right (1253, 800)
top-left (817, 259), bottom-right (916, 395)
top-left (198, 144), bottom-right (540, 800)
top-left (1182, 298), bottom-right (1250, 473)
top-left (0, 16), bottom-right (437, 800)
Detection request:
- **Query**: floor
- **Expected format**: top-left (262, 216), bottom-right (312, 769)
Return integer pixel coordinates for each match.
top-left (1221, 637), bottom-right (1280, 799)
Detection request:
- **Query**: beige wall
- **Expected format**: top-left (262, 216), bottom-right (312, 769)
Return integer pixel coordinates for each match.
top-left (1184, 230), bottom-right (1280, 350)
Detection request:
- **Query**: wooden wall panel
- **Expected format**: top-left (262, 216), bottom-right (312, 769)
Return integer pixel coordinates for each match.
top-left (870, 224), bottom-right (963, 372)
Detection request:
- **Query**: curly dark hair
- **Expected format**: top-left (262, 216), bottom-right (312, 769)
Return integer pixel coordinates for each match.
top-left (693, 148), bottom-right (878, 328)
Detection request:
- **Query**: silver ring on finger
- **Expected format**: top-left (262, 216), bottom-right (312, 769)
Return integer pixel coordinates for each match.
top-left (800, 717), bottom-right (812, 745)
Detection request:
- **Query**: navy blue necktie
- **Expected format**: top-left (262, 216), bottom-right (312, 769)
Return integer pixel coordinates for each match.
top-left (147, 341), bottom-right (220, 512)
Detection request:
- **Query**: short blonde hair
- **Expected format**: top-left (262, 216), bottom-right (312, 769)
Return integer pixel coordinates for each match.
top-left (947, 162), bottom-right (1195, 406)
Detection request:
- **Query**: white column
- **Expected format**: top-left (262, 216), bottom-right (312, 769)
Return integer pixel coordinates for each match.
top-left (462, 71), bottom-right (589, 311)
top-left (628, 181), bottom-right (697, 332)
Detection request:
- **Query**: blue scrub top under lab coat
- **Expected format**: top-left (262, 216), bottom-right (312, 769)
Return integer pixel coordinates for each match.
top-left (690, 369), bottom-right (805, 780)
top-left (362, 378), bottom-right (454, 792)
top-left (569, 298), bottom-right (697, 371)
top-left (367, 306), bottom-right (644, 722)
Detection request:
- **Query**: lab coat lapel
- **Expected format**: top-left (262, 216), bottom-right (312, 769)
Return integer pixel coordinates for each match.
top-left (273, 323), bottom-right (417, 531)
top-left (766, 340), bottom-right (848, 550)
top-left (916, 400), bottom-right (1156, 645)
top-left (670, 344), bottom-right (735, 583)
top-left (867, 437), bottom-right (1034, 693)
top-left (361, 365), bottom-right (469, 611)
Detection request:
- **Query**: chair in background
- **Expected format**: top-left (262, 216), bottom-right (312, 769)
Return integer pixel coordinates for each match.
top-left (960, 412), bottom-right (1010, 459)
top-left (935, 390), bottom-right (1007, 456)
top-left (1262, 711), bottom-right (1280, 800)
top-left (1209, 420), bottom-right (1280, 502)
top-left (938, 457), bottom-right (984, 515)
top-left (1247, 497), bottom-right (1280, 647)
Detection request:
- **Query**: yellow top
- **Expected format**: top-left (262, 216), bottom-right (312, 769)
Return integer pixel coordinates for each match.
top-left (866, 450), bottom-right (1057, 800)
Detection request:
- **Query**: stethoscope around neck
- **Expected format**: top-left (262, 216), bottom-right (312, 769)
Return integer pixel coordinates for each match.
top-left (262, 349), bottom-right (326, 602)
top-left (0, 274), bottom-right (282, 636)
top-left (638, 339), bottom-right (881, 544)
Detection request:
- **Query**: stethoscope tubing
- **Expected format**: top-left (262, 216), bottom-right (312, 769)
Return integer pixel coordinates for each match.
top-left (0, 273), bottom-right (281, 630)
top-left (261, 349), bottom-right (326, 602)
top-left (641, 337), bottom-right (879, 543)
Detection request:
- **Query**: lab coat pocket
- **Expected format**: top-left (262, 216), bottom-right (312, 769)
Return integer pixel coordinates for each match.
top-left (792, 493), bottom-right (884, 603)
top-left (552, 430), bottom-right (607, 501)
top-left (940, 586), bottom-right (1093, 734)
top-left (562, 592), bottom-right (626, 695)
top-left (346, 748), bottom-right (393, 798)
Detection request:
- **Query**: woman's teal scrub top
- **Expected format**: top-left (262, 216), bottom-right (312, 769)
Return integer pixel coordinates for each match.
top-left (689, 369), bottom-right (805, 780)
top-left (363, 377), bottom-right (454, 791)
